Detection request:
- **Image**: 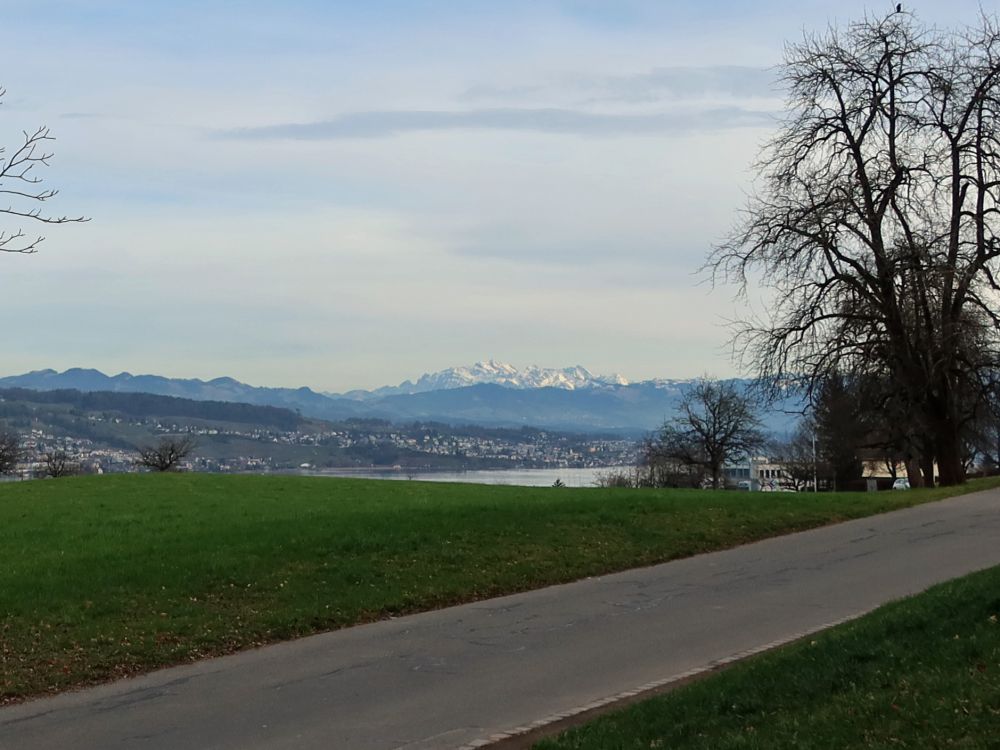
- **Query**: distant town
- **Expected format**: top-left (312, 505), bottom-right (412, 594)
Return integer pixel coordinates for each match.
top-left (1, 389), bottom-right (639, 479)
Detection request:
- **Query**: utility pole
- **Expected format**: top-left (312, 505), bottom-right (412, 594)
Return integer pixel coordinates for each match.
top-left (812, 430), bottom-right (818, 493)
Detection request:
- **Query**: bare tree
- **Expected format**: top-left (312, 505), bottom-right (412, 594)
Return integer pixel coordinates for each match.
top-left (1, 87), bottom-right (88, 254)
top-left (638, 436), bottom-right (704, 488)
top-left (708, 12), bottom-right (1000, 486)
top-left (768, 420), bottom-right (819, 492)
top-left (38, 450), bottom-right (79, 478)
top-left (136, 436), bottom-right (196, 472)
top-left (593, 467), bottom-right (640, 488)
top-left (957, 392), bottom-right (1000, 475)
top-left (0, 431), bottom-right (21, 474)
top-left (655, 379), bottom-right (764, 489)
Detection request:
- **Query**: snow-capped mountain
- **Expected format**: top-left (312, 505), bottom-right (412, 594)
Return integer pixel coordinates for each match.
top-left (0, 365), bottom-right (802, 435)
top-left (350, 360), bottom-right (630, 399)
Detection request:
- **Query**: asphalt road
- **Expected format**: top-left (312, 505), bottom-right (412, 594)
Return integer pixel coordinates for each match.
top-left (3, 489), bottom-right (1000, 750)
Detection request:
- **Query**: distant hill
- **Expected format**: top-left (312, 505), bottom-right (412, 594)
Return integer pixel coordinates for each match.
top-left (0, 366), bottom-right (804, 435)
top-left (0, 368), bottom-right (366, 422)
top-left (0, 388), bottom-right (637, 473)
top-left (371, 382), bottom-right (674, 432)
top-left (0, 387), bottom-right (306, 430)
top-left (0, 387), bottom-right (320, 460)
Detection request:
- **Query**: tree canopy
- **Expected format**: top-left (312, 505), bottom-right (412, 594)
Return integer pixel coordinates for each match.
top-left (655, 378), bottom-right (763, 489)
top-left (136, 436), bottom-right (196, 472)
top-left (709, 11), bottom-right (1000, 485)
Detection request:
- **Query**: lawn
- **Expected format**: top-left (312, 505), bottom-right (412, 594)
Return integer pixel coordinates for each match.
top-left (535, 563), bottom-right (1000, 749)
top-left (1, 473), bottom-right (997, 702)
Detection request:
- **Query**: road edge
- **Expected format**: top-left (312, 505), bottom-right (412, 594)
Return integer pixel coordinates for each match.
top-left (459, 612), bottom-right (865, 750)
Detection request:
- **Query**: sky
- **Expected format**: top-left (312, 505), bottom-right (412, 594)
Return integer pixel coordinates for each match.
top-left (0, 1), bottom-right (992, 391)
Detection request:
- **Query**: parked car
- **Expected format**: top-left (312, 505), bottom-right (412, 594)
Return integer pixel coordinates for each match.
top-left (892, 477), bottom-right (911, 490)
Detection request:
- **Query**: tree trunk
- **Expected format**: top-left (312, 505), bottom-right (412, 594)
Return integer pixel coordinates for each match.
top-left (935, 431), bottom-right (965, 486)
top-left (926, 385), bottom-right (965, 486)
top-left (885, 458), bottom-right (897, 480)
top-left (919, 454), bottom-right (936, 488)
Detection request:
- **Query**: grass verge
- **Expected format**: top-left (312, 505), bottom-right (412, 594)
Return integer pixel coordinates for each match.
top-left (2, 473), bottom-right (997, 702)
top-left (535, 563), bottom-right (1000, 750)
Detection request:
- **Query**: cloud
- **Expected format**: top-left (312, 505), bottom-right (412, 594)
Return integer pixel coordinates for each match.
top-left (447, 231), bottom-right (696, 272)
top-left (459, 66), bottom-right (780, 106)
top-left (588, 65), bottom-right (780, 103)
top-left (220, 106), bottom-right (775, 140)
top-left (458, 83), bottom-right (548, 102)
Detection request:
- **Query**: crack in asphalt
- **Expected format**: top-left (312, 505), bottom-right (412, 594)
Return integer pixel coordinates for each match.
top-left (91, 675), bottom-right (197, 714)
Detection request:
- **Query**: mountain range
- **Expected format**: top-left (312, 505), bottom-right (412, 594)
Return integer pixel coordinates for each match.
top-left (0, 362), bottom-right (802, 435)
top-left (341, 360), bottom-right (631, 399)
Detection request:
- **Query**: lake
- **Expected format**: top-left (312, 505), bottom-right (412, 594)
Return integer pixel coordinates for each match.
top-left (293, 466), bottom-right (630, 488)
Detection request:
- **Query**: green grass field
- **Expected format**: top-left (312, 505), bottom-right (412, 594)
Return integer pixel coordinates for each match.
top-left (535, 564), bottom-right (1000, 749)
top-left (2, 473), bottom-right (996, 702)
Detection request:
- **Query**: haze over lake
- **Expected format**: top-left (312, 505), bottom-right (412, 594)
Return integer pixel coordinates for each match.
top-left (294, 466), bottom-right (624, 488)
